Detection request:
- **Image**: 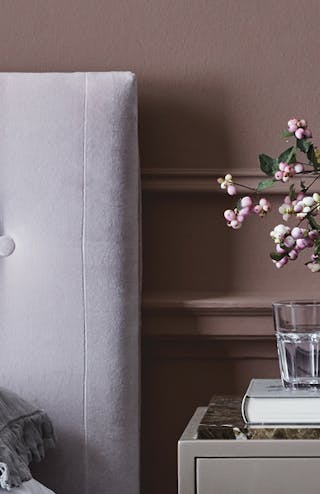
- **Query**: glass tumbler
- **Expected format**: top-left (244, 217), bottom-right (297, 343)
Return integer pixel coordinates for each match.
top-left (273, 300), bottom-right (320, 389)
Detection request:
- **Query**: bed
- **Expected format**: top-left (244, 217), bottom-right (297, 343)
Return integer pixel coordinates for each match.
top-left (0, 72), bottom-right (140, 494)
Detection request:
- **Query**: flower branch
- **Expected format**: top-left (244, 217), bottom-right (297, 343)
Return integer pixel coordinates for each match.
top-left (218, 117), bottom-right (320, 272)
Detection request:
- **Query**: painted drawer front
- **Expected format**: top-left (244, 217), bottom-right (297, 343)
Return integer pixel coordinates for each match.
top-left (197, 457), bottom-right (320, 494)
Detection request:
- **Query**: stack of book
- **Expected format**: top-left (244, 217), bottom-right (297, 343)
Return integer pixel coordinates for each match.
top-left (243, 379), bottom-right (320, 439)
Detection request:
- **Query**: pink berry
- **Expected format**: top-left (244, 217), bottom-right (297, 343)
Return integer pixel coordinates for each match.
top-left (276, 244), bottom-right (286, 254)
top-left (288, 118), bottom-right (298, 124)
top-left (279, 162), bottom-right (286, 172)
top-left (241, 196), bottom-right (253, 208)
top-left (230, 220), bottom-right (240, 229)
top-left (240, 207), bottom-right (251, 217)
top-left (288, 119), bottom-right (298, 132)
top-left (289, 249), bottom-right (298, 260)
top-left (253, 205), bottom-right (262, 214)
top-left (295, 128), bottom-right (305, 139)
top-left (308, 262), bottom-right (320, 272)
top-left (224, 209), bottom-right (236, 221)
top-left (284, 236), bottom-right (295, 248)
top-left (275, 171), bottom-right (283, 180)
top-left (275, 257), bottom-right (288, 269)
top-left (227, 185), bottom-right (237, 196)
top-left (304, 128), bottom-right (312, 138)
top-left (309, 230), bottom-right (320, 240)
top-left (288, 118), bottom-right (298, 125)
top-left (294, 163), bottom-right (304, 173)
top-left (307, 237), bottom-right (314, 247)
top-left (296, 238), bottom-right (309, 250)
top-left (284, 165), bottom-right (293, 174)
top-left (293, 202), bottom-right (304, 213)
top-left (291, 227), bottom-right (303, 239)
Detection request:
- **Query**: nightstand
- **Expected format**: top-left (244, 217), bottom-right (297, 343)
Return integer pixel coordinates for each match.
top-left (178, 404), bottom-right (320, 494)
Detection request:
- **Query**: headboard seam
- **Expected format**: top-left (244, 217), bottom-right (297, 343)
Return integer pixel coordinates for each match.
top-left (81, 71), bottom-right (89, 494)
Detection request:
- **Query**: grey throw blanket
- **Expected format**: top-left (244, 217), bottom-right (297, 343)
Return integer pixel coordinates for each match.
top-left (0, 388), bottom-right (55, 490)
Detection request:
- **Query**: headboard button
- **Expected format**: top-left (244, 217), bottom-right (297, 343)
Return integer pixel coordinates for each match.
top-left (0, 236), bottom-right (16, 257)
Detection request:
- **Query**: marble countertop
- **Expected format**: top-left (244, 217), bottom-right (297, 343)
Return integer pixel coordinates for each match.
top-left (197, 396), bottom-right (320, 440)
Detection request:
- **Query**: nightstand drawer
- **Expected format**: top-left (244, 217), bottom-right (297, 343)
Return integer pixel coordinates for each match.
top-left (197, 457), bottom-right (320, 494)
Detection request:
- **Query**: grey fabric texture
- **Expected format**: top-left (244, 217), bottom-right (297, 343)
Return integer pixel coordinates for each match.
top-left (9, 479), bottom-right (55, 494)
top-left (0, 387), bottom-right (55, 490)
top-left (0, 72), bottom-right (140, 494)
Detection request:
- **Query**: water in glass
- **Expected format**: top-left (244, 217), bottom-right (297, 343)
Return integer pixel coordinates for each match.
top-left (276, 327), bottom-right (320, 388)
top-left (273, 301), bottom-right (320, 389)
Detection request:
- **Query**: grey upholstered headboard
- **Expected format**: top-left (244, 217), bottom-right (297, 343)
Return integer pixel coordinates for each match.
top-left (0, 72), bottom-right (140, 494)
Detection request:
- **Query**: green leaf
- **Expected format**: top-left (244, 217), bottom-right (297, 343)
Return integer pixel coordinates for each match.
top-left (282, 130), bottom-right (294, 138)
top-left (307, 144), bottom-right (314, 162)
top-left (308, 215), bottom-right (320, 230)
top-left (257, 178), bottom-right (275, 191)
top-left (300, 180), bottom-right (307, 192)
top-left (307, 145), bottom-right (320, 171)
top-left (297, 138), bottom-right (312, 153)
top-left (289, 184), bottom-right (295, 201)
top-left (314, 239), bottom-right (320, 257)
top-left (259, 154), bottom-right (276, 176)
top-left (278, 146), bottom-right (296, 164)
top-left (270, 252), bottom-right (285, 261)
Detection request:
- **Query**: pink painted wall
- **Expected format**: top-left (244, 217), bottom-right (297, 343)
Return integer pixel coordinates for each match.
top-left (0, 0), bottom-right (319, 170)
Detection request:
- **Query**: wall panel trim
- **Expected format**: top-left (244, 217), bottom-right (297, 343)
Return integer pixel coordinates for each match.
top-left (142, 294), bottom-right (275, 338)
top-left (141, 168), bottom-right (308, 193)
top-left (142, 334), bottom-right (277, 360)
top-left (143, 293), bottom-right (272, 316)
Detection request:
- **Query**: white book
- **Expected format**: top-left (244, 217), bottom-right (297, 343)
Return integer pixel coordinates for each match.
top-left (242, 379), bottom-right (320, 424)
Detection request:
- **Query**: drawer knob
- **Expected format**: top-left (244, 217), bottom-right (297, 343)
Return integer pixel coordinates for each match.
top-left (0, 235), bottom-right (16, 257)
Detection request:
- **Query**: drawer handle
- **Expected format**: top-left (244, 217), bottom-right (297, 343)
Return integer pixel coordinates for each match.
top-left (0, 236), bottom-right (16, 257)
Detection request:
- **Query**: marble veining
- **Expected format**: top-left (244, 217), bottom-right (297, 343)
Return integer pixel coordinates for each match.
top-left (197, 396), bottom-right (320, 440)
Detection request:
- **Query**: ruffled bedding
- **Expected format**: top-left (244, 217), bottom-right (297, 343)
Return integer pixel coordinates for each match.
top-left (10, 479), bottom-right (55, 494)
top-left (0, 388), bottom-right (55, 490)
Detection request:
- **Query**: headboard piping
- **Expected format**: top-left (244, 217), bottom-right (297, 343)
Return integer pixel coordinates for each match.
top-left (81, 71), bottom-right (89, 494)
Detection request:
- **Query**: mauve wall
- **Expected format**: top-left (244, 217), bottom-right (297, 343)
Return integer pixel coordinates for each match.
top-left (0, 1), bottom-right (320, 493)
top-left (2, 0), bottom-right (320, 172)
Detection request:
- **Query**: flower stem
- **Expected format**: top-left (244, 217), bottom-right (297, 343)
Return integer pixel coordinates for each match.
top-left (304, 174), bottom-right (320, 193)
top-left (232, 181), bottom-right (258, 193)
top-left (298, 204), bottom-right (320, 227)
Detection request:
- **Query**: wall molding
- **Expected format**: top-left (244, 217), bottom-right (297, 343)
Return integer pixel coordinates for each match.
top-left (141, 168), bottom-right (310, 193)
top-left (142, 293), bottom-right (275, 338)
top-left (143, 294), bottom-right (272, 316)
top-left (142, 333), bottom-right (277, 360)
